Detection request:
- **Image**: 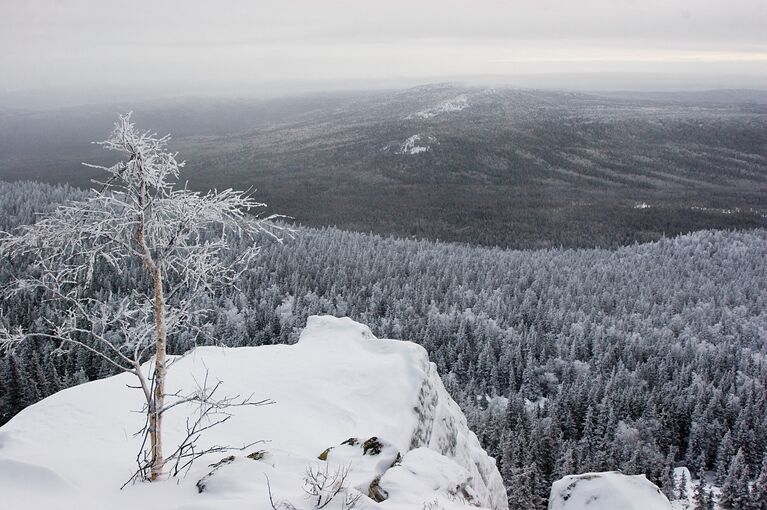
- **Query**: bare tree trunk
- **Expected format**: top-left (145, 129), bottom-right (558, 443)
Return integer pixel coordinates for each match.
top-left (0, 114), bottom-right (283, 486)
top-left (132, 154), bottom-right (167, 481)
top-left (149, 266), bottom-right (167, 481)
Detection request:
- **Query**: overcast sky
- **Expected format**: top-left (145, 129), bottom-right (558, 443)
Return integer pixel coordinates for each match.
top-left (1, 0), bottom-right (766, 106)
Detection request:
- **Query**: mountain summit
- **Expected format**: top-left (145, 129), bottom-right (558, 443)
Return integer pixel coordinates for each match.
top-left (0, 315), bottom-right (507, 510)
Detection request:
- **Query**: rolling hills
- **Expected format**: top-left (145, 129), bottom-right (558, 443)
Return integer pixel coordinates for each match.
top-left (1, 84), bottom-right (765, 248)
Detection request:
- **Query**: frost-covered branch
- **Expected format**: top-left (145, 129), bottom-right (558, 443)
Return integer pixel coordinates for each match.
top-left (123, 369), bottom-right (274, 486)
top-left (0, 112), bottom-right (288, 483)
top-left (302, 463), bottom-right (353, 509)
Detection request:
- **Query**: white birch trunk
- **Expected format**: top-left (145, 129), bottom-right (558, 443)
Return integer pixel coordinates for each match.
top-left (149, 266), bottom-right (167, 480)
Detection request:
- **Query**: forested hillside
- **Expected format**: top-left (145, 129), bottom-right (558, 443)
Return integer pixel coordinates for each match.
top-left (1, 181), bottom-right (765, 508)
top-left (2, 86), bottom-right (766, 249)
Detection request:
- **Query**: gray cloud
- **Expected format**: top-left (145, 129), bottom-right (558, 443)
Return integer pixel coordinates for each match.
top-left (1, 0), bottom-right (765, 105)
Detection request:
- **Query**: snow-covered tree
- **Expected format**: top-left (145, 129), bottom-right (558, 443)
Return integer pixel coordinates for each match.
top-left (660, 450), bottom-right (677, 500)
top-left (0, 113), bottom-right (286, 481)
top-left (715, 430), bottom-right (735, 484)
top-left (1, 179), bottom-right (766, 505)
top-left (676, 469), bottom-right (688, 501)
top-left (692, 467), bottom-right (707, 510)
top-left (720, 448), bottom-right (751, 509)
top-left (751, 454), bottom-right (767, 510)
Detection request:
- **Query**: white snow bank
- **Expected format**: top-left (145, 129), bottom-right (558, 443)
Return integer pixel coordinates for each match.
top-left (380, 447), bottom-right (486, 510)
top-left (549, 471), bottom-right (671, 510)
top-left (0, 459), bottom-right (98, 510)
top-left (0, 315), bottom-right (507, 510)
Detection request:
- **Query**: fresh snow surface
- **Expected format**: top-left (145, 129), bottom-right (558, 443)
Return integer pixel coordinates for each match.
top-left (549, 471), bottom-right (672, 510)
top-left (407, 95), bottom-right (469, 119)
top-left (0, 315), bottom-right (507, 510)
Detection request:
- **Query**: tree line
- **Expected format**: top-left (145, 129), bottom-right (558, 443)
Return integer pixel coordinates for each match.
top-left (0, 180), bottom-right (765, 508)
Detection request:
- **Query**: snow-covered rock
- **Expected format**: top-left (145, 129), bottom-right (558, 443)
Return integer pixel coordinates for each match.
top-left (549, 471), bottom-right (672, 510)
top-left (0, 315), bottom-right (507, 510)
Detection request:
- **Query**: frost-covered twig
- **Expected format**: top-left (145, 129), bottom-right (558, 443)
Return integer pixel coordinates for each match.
top-left (266, 474), bottom-right (299, 510)
top-left (122, 368), bottom-right (274, 487)
top-left (1, 112), bottom-right (287, 482)
top-left (303, 463), bottom-right (352, 509)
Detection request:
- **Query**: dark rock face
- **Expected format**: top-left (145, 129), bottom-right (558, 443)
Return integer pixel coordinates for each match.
top-left (246, 450), bottom-right (267, 461)
top-left (363, 437), bottom-right (384, 456)
top-left (368, 476), bottom-right (388, 502)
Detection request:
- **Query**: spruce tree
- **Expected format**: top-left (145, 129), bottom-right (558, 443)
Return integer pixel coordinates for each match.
top-left (660, 449), bottom-right (677, 500)
top-left (750, 453), bottom-right (767, 510)
top-left (692, 467), bottom-right (707, 510)
top-left (704, 489), bottom-right (715, 510)
top-left (506, 467), bottom-right (537, 510)
top-left (719, 448), bottom-right (751, 509)
top-left (715, 430), bottom-right (735, 484)
top-left (676, 469), bottom-right (688, 501)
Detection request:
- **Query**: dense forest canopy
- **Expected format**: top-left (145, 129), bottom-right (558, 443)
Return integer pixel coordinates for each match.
top-left (0, 180), bottom-right (765, 508)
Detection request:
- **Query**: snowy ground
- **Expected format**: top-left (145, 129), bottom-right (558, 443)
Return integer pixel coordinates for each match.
top-left (550, 467), bottom-right (725, 510)
top-left (549, 471), bottom-right (672, 510)
top-left (0, 316), bottom-right (507, 510)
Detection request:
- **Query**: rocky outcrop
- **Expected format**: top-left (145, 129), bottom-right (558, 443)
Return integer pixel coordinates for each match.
top-left (549, 471), bottom-right (672, 510)
top-left (0, 315), bottom-right (508, 510)
top-left (409, 349), bottom-right (508, 510)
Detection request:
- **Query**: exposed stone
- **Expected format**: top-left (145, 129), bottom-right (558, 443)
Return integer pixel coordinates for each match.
top-left (195, 455), bottom-right (236, 493)
top-left (246, 450), bottom-right (267, 461)
top-left (363, 437), bottom-right (384, 456)
top-left (318, 447), bottom-right (333, 461)
top-left (368, 475), bottom-right (388, 502)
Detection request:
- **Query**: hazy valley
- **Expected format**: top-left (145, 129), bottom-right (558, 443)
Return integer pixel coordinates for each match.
top-left (2, 84), bottom-right (765, 249)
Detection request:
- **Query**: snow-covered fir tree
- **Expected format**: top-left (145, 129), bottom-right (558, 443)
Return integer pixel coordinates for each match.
top-left (1, 179), bottom-right (765, 507)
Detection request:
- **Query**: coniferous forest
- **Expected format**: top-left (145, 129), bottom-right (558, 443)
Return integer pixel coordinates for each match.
top-left (1, 180), bottom-right (765, 508)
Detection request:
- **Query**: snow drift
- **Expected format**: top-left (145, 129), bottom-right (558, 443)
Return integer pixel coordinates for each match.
top-left (0, 315), bottom-right (507, 510)
top-left (549, 471), bottom-right (671, 510)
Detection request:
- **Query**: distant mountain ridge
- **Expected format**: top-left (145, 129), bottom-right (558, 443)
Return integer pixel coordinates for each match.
top-left (0, 85), bottom-right (764, 248)
top-left (593, 88), bottom-right (767, 104)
